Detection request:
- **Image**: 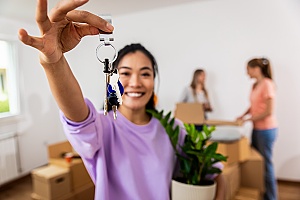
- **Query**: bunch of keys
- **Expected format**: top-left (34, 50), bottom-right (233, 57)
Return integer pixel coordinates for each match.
top-left (96, 15), bottom-right (124, 119)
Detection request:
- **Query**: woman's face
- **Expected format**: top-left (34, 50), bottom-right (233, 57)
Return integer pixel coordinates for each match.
top-left (247, 66), bottom-right (260, 79)
top-left (196, 72), bottom-right (206, 84)
top-left (117, 51), bottom-right (154, 112)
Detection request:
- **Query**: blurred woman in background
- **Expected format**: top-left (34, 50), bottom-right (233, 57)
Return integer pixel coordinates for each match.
top-left (237, 58), bottom-right (278, 200)
top-left (179, 69), bottom-right (213, 130)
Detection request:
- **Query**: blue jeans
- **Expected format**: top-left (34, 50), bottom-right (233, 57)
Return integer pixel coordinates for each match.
top-left (251, 128), bottom-right (278, 200)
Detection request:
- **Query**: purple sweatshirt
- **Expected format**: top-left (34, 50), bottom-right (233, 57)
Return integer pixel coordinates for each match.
top-left (60, 99), bottom-right (186, 200)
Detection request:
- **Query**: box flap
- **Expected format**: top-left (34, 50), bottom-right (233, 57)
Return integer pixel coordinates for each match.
top-left (32, 165), bottom-right (70, 185)
top-left (204, 119), bottom-right (243, 126)
top-left (48, 141), bottom-right (72, 159)
top-left (175, 103), bottom-right (204, 124)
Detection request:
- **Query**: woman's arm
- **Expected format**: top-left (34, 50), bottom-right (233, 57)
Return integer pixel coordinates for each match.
top-left (42, 56), bottom-right (88, 121)
top-left (237, 107), bottom-right (250, 120)
top-left (203, 101), bottom-right (213, 112)
top-left (18, 0), bottom-right (114, 122)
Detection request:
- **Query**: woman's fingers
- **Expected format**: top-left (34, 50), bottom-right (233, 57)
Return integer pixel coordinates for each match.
top-left (18, 29), bottom-right (44, 51)
top-left (72, 24), bottom-right (100, 38)
top-left (66, 10), bottom-right (114, 33)
top-left (49, 0), bottom-right (89, 22)
top-left (36, 0), bottom-right (52, 34)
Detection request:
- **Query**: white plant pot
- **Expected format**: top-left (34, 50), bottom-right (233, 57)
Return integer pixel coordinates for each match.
top-left (171, 180), bottom-right (216, 200)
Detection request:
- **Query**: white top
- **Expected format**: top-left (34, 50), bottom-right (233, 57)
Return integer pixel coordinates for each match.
top-left (179, 86), bottom-right (208, 104)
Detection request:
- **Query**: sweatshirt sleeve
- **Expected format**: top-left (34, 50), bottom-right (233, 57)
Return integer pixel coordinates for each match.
top-left (60, 98), bottom-right (104, 160)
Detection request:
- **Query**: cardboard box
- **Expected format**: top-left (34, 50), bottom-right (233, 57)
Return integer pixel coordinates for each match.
top-left (205, 119), bottom-right (243, 126)
top-left (31, 165), bottom-right (71, 200)
top-left (238, 137), bottom-right (251, 162)
top-left (233, 187), bottom-right (261, 200)
top-left (73, 182), bottom-right (95, 200)
top-left (48, 141), bottom-right (93, 191)
top-left (210, 137), bottom-right (251, 166)
top-left (240, 148), bottom-right (265, 193)
top-left (174, 102), bottom-right (242, 127)
top-left (32, 182), bottom-right (95, 200)
top-left (31, 192), bottom-right (73, 200)
top-left (49, 158), bottom-right (92, 191)
top-left (215, 141), bottom-right (239, 165)
top-left (48, 141), bottom-right (74, 159)
top-left (222, 163), bottom-right (240, 200)
top-left (174, 103), bottom-right (205, 124)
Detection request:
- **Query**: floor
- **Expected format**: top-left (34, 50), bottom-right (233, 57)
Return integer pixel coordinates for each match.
top-left (0, 175), bottom-right (33, 200)
top-left (0, 175), bottom-right (299, 200)
top-left (278, 180), bottom-right (300, 200)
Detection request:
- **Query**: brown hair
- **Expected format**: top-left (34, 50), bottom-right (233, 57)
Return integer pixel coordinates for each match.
top-left (248, 58), bottom-right (273, 79)
top-left (190, 69), bottom-right (208, 99)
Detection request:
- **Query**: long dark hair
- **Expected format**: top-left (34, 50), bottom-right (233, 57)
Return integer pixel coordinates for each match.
top-left (106, 43), bottom-right (159, 111)
top-left (247, 58), bottom-right (273, 79)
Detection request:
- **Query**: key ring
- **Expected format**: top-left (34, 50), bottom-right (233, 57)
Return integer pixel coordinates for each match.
top-left (96, 43), bottom-right (118, 64)
top-left (96, 14), bottom-right (123, 119)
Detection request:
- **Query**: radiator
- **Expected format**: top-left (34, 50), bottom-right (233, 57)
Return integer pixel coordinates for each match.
top-left (0, 132), bottom-right (20, 186)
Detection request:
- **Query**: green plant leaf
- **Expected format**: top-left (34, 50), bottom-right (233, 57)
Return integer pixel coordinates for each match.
top-left (161, 111), bottom-right (171, 126)
top-left (146, 109), bottom-right (160, 119)
top-left (171, 126), bottom-right (180, 148)
top-left (169, 117), bottom-right (175, 127)
top-left (211, 153), bottom-right (228, 162)
top-left (191, 173), bottom-right (198, 185)
top-left (179, 156), bottom-right (192, 174)
top-left (204, 142), bottom-right (218, 155)
top-left (205, 167), bottom-right (222, 175)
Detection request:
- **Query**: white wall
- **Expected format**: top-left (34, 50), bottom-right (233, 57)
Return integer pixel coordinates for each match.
top-left (0, 0), bottom-right (299, 181)
top-left (0, 18), bottom-right (66, 180)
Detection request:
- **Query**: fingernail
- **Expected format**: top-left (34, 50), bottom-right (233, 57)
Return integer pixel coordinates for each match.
top-left (106, 23), bottom-right (114, 31)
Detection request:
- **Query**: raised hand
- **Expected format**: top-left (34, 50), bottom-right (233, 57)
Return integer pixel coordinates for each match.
top-left (18, 0), bottom-right (114, 65)
top-left (17, 0), bottom-right (114, 121)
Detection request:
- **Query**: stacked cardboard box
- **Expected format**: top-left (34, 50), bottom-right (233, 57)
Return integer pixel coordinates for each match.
top-left (47, 141), bottom-right (93, 191)
top-left (31, 165), bottom-right (72, 200)
top-left (204, 126), bottom-right (264, 200)
top-left (31, 141), bottom-right (94, 200)
top-left (223, 163), bottom-right (240, 200)
top-left (211, 136), bottom-right (251, 166)
top-left (221, 147), bottom-right (264, 200)
top-left (240, 148), bottom-right (265, 194)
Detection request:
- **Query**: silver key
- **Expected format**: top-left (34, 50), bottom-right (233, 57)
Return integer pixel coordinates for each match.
top-left (103, 73), bottom-right (110, 115)
top-left (112, 105), bottom-right (117, 119)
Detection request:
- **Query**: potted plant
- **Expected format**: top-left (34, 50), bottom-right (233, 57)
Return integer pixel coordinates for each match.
top-left (147, 110), bottom-right (227, 200)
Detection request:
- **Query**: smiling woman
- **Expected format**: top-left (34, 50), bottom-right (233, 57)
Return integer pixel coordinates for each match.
top-left (0, 39), bottom-right (19, 118)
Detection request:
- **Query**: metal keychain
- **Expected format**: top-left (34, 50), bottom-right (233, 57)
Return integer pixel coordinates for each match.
top-left (96, 15), bottom-right (123, 119)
